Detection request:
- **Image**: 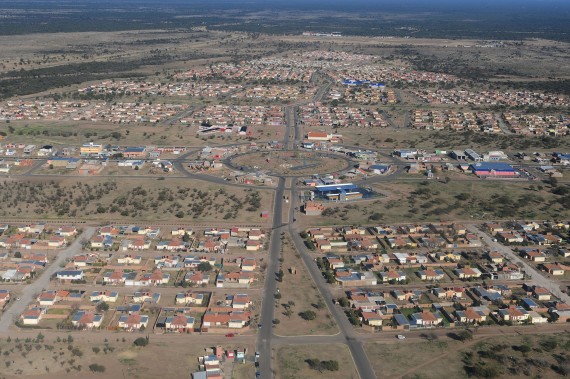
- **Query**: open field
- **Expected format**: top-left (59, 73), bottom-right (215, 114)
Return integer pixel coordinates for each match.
top-left (300, 179), bottom-right (570, 226)
top-left (273, 234), bottom-right (338, 336)
top-left (275, 343), bottom-right (358, 379)
top-left (0, 177), bottom-right (273, 223)
top-left (365, 331), bottom-right (570, 379)
top-left (0, 332), bottom-right (255, 379)
top-left (0, 121), bottom-right (285, 148)
top-left (314, 125), bottom-right (570, 152)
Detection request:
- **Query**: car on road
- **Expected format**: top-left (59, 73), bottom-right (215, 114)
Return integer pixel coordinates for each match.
top-left (396, 334), bottom-right (406, 340)
top-left (225, 333), bottom-right (235, 338)
top-left (255, 371), bottom-right (261, 378)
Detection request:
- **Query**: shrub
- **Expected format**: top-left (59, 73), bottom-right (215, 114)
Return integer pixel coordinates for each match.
top-left (299, 310), bottom-right (316, 321)
top-left (306, 359), bottom-right (339, 372)
top-left (88, 363), bottom-right (105, 373)
top-left (133, 337), bottom-right (149, 347)
top-left (96, 301), bottom-right (109, 312)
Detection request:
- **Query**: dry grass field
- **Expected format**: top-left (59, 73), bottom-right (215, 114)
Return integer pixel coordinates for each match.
top-left (0, 177), bottom-right (273, 223)
top-left (0, 332), bottom-right (255, 379)
top-left (275, 343), bottom-right (358, 379)
top-left (0, 121), bottom-right (286, 148)
top-left (365, 332), bottom-right (570, 379)
top-left (305, 124), bottom-right (570, 152)
top-left (300, 179), bottom-right (570, 226)
top-left (273, 234), bottom-right (338, 336)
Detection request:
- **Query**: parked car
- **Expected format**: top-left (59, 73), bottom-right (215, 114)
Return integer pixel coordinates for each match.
top-left (225, 333), bottom-right (235, 338)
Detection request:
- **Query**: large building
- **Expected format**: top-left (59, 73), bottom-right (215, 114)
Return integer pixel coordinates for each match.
top-left (314, 183), bottom-right (363, 201)
top-left (80, 142), bottom-right (103, 157)
top-left (470, 162), bottom-right (518, 177)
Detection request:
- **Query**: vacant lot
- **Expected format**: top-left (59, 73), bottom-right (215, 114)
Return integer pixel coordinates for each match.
top-left (332, 126), bottom-right (570, 152)
top-left (0, 177), bottom-right (273, 223)
top-left (274, 234), bottom-right (338, 336)
top-left (366, 331), bottom-right (570, 379)
top-left (0, 332), bottom-right (255, 379)
top-left (300, 179), bottom-right (570, 226)
top-left (275, 343), bottom-right (358, 379)
top-left (0, 121), bottom-right (284, 148)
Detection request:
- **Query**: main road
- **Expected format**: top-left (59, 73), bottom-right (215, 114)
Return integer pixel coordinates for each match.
top-left (256, 177), bottom-right (285, 378)
top-left (255, 74), bottom-right (378, 378)
top-left (0, 227), bottom-right (96, 333)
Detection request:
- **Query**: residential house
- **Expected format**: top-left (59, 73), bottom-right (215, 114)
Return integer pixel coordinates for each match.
top-left (21, 307), bottom-right (46, 325)
top-left (90, 291), bottom-right (118, 303)
top-left (0, 290), bottom-right (10, 308)
top-left (71, 311), bottom-right (103, 329)
top-left (132, 291), bottom-right (161, 304)
top-left (334, 269), bottom-right (377, 286)
top-left (410, 310), bottom-right (443, 327)
top-left (202, 311), bottom-right (250, 329)
top-left (165, 314), bottom-right (195, 332)
top-left (416, 269), bottom-right (445, 281)
top-left (533, 287), bottom-right (551, 301)
top-left (117, 313), bottom-right (149, 331)
top-left (56, 270), bottom-right (84, 282)
top-left (175, 291), bottom-right (206, 306)
top-left (498, 306), bottom-right (529, 323)
top-left (454, 267), bottom-right (482, 279)
top-left (455, 307), bottom-right (488, 324)
top-left (521, 249), bottom-right (546, 262)
top-left (184, 271), bottom-right (210, 285)
top-left (240, 258), bottom-right (256, 272)
top-left (103, 270), bottom-right (128, 285)
top-left (361, 311), bottom-right (384, 327)
top-left (542, 263), bottom-right (570, 276)
top-left (379, 270), bottom-right (406, 283)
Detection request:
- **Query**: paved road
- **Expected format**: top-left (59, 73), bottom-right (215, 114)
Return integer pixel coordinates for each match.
top-left (495, 112), bottom-right (513, 135)
top-left (0, 227), bottom-right (96, 333)
top-left (255, 75), bottom-right (380, 379)
top-left (288, 186), bottom-right (378, 379)
top-left (468, 225), bottom-right (570, 304)
top-left (256, 177), bottom-right (286, 378)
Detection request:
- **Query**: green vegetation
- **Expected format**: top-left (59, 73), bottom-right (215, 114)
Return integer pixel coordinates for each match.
top-left (88, 363), bottom-right (106, 373)
top-left (306, 359), bottom-right (339, 372)
top-left (133, 337), bottom-right (149, 347)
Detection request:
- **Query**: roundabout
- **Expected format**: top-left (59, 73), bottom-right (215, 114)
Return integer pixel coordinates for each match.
top-left (225, 149), bottom-right (354, 177)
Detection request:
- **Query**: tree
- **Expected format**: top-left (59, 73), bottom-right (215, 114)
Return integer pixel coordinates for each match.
top-left (338, 297), bottom-right (349, 307)
top-left (182, 232), bottom-right (190, 242)
top-left (88, 364), bottom-right (105, 373)
top-left (133, 337), bottom-right (149, 347)
top-left (368, 212), bottom-right (383, 221)
top-left (458, 330), bottom-right (473, 342)
top-left (306, 359), bottom-right (339, 372)
top-left (197, 261), bottom-right (213, 272)
top-left (96, 301), bottom-right (109, 313)
top-left (549, 176), bottom-right (558, 187)
top-left (299, 310), bottom-right (316, 321)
